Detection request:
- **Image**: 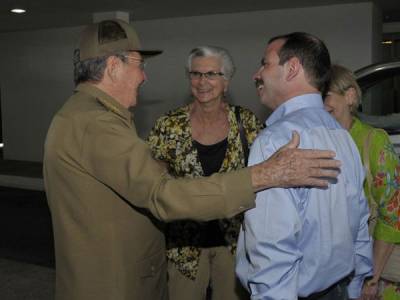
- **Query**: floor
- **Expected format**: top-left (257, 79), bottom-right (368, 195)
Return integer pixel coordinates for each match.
top-left (0, 154), bottom-right (55, 300)
top-left (0, 258), bottom-right (54, 300)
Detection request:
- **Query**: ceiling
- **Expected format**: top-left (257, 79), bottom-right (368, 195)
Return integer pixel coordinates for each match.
top-left (0, 0), bottom-right (399, 33)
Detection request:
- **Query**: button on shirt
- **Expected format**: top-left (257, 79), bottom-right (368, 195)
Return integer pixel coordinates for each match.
top-left (235, 94), bottom-right (373, 300)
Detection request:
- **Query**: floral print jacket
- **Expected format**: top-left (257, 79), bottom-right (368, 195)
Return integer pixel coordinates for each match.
top-left (350, 117), bottom-right (400, 243)
top-left (147, 104), bottom-right (263, 280)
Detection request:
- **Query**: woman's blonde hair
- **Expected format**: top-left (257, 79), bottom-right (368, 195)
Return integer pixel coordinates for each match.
top-left (328, 64), bottom-right (362, 114)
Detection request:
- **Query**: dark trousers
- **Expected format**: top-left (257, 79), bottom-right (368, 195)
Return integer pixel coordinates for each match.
top-left (298, 276), bottom-right (350, 300)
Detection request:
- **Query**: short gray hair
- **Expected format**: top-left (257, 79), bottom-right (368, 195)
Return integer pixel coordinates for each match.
top-left (73, 50), bottom-right (128, 85)
top-left (187, 45), bottom-right (236, 80)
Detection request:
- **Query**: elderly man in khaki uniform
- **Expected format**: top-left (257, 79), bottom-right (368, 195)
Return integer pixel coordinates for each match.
top-left (43, 19), bottom-right (340, 300)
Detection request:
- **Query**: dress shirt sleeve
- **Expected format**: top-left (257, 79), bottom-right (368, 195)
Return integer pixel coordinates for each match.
top-left (347, 187), bottom-right (374, 298)
top-left (80, 114), bottom-right (255, 222)
top-left (237, 134), bottom-right (302, 300)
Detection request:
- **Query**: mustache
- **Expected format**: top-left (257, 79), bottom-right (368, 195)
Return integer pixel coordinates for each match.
top-left (254, 79), bottom-right (264, 89)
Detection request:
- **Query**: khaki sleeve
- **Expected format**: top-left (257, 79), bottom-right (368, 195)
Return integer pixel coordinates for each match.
top-left (81, 114), bottom-right (255, 222)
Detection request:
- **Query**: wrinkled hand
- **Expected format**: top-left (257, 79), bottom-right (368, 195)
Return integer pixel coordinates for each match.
top-left (359, 280), bottom-right (379, 300)
top-left (251, 131), bottom-right (341, 191)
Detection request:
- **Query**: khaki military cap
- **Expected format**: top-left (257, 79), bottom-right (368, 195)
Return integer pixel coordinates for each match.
top-left (77, 19), bottom-right (162, 61)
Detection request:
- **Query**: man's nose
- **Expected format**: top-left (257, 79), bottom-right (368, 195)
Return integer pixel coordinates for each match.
top-left (253, 68), bottom-right (261, 82)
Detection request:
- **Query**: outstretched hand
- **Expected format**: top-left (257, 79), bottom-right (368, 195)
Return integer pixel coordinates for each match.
top-left (251, 131), bottom-right (341, 191)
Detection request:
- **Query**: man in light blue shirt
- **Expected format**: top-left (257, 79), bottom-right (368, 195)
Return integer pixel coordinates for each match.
top-left (236, 32), bottom-right (373, 300)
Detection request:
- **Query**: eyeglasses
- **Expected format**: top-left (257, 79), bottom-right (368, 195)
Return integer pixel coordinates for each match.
top-left (188, 71), bottom-right (224, 80)
top-left (123, 56), bottom-right (147, 70)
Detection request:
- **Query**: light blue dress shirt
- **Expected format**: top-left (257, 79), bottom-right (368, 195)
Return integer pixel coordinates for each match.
top-left (236, 94), bottom-right (373, 300)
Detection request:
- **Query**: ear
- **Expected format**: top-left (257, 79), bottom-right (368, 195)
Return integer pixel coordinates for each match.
top-left (223, 79), bottom-right (229, 94)
top-left (344, 87), bottom-right (357, 107)
top-left (104, 56), bottom-right (120, 82)
top-left (285, 57), bottom-right (301, 81)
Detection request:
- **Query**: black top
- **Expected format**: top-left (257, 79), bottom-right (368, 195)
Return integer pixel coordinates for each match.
top-left (193, 137), bottom-right (228, 247)
top-left (193, 138), bottom-right (228, 176)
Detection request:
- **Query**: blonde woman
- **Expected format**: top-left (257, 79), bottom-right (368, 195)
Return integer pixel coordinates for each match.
top-left (325, 64), bottom-right (400, 300)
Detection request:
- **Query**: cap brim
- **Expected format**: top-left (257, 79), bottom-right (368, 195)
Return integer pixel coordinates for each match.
top-left (137, 50), bottom-right (163, 57)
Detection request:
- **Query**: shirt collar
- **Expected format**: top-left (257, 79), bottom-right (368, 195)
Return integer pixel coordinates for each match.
top-left (75, 83), bottom-right (132, 121)
top-left (349, 117), bottom-right (362, 135)
top-left (266, 93), bottom-right (323, 126)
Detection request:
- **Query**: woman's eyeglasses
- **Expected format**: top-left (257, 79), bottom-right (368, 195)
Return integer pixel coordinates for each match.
top-left (188, 71), bottom-right (225, 80)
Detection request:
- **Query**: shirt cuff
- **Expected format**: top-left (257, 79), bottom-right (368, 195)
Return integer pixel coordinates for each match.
top-left (347, 276), bottom-right (363, 299)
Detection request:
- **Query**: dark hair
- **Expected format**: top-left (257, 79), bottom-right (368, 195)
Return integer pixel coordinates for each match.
top-left (268, 32), bottom-right (331, 95)
top-left (73, 50), bottom-right (127, 85)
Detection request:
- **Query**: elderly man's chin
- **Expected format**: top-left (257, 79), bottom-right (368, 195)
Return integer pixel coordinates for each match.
top-left (129, 95), bottom-right (138, 108)
top-left (131, 81), bottom-right (148, 107)
top-left (128, 90), bottom-right (139, 108)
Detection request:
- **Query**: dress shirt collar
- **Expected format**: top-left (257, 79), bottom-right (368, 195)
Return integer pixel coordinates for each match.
top-left (266, 93), bottom-right (323, 126)
top-left (75, 83), bottom-right (132, 121)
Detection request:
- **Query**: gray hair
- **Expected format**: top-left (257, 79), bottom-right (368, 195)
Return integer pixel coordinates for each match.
top-left (186, 45), bottom-right (236, 80)
top-left (73, 50), bottom-right (128, 85)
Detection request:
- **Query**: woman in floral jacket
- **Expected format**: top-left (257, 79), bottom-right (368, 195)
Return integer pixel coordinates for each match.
top-left (147, 46), bottom-right (263, 300)
top-left (325, 64), bottom-right (400, 300)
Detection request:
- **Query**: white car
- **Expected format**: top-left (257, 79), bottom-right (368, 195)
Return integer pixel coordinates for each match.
top-left (355, 61), bottom-right (400, 156)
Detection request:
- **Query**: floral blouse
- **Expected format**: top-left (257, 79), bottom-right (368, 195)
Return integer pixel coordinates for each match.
top-left (147, 104), bottom-right (263, 280)
top-left (350, 117), bottom-right (400, 243)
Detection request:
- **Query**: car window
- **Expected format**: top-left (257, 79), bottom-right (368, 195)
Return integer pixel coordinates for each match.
top-left (356, 62), bottom-right (400, 156)
top-left (360, 72), bottom-right (400, 116)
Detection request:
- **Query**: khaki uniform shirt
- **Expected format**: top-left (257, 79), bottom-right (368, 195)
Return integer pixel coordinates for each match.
top-left (43, 83), bottom-right (255, 300)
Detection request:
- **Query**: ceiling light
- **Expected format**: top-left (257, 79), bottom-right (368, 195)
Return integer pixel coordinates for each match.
top-left (11, 8), bottom-right (26, 14)
top-left (382, 40), bottom-right (393, 45)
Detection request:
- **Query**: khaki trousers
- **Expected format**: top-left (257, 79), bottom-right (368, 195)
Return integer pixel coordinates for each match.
top-left (167, 246), bottom-right (249, 300)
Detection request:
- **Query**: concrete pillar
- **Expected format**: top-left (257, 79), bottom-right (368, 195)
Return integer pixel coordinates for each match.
top-left (93, 11), bottom-right (130, 23)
